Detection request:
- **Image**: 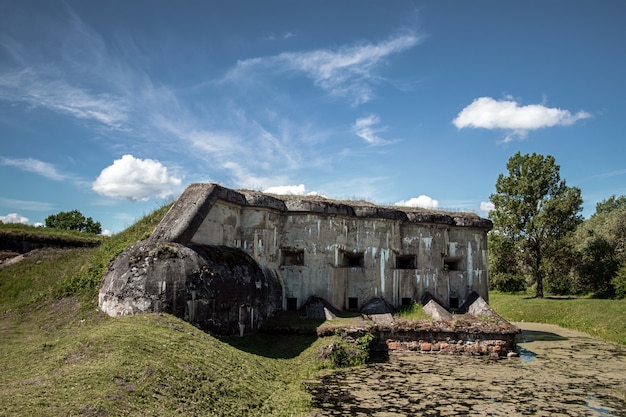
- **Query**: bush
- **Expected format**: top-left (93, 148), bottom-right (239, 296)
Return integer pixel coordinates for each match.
top-left (612, 265), bottom-right (626, 299)
top-left (544, 271), bottom-right (586, 296)
top-left (321, 332), bottom-right (374, 368)
top-left (489, 272), bottom-right (526, 293)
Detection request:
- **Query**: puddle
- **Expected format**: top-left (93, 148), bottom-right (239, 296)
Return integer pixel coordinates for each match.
top-left (517, 346), bottom-right (537, 362)
top-left (308, 323), bottom-right (626, 416)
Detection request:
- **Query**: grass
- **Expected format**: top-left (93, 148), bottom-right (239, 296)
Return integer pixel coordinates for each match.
top-left (0, 222), bottom-right (103, 244)
top-left (489, 291), bottom-right (626, 345)
top-left (394, 302), bottom-right (431, 321)
top-left (0, 300), bottom-right (326, 416)
top-left (0, 204), bottom-right (328, 416)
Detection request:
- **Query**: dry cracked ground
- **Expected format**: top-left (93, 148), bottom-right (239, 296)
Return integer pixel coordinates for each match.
top-left (308, 323), bottom-right (626, 416)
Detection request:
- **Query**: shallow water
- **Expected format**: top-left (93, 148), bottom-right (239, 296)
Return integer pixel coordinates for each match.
top-left (308, 323), bottom-right (626, 416)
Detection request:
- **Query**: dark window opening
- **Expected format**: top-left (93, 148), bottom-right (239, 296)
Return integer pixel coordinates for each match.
top-left (348, 297), bottom-right (359, 310)
top-left (286, 297), bottom-right (298, 311)
top-left (443, 258), bottom-right (461, 271)
top-left (396, 255), bottom-right (417, 269)
top-left (282, 248), bottom-right (304, 266)
top-left (449, 297), bottom-right (459, 310)
top-left (402, 297), bottom-right (413, 307)
top-left (342, 251), bottom-right (364, 267)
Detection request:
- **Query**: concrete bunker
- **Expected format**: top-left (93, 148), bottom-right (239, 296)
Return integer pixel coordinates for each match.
top-left (99, 183), bottom-right (494, 335)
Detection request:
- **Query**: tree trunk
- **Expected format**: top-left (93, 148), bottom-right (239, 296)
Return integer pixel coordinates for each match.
top-left (534, 241), bottom-right (544, 298)
top-left (535, 275), bottom-right (544, 298)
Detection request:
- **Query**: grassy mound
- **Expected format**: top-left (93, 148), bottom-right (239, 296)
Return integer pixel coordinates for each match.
top-left (0, 206), bottom-right (326, 416)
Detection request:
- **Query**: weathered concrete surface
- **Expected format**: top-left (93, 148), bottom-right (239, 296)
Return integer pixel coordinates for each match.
top-left (308, 323), bottom-right (626, 416)
top-left (304, 297), bottom-right (340, 320)
top-left (176, 183), bottom-right (492, 311)
top-left (100, 182), bottom-right (495, 334)
top-left (423, 299), bottom-right (453, 322)
top-left (149, 183), bottom-right (248, 244)
top-left (360, 297), bottom-right (395, 315)
top-left (99, 240), bottom-right (281, 335)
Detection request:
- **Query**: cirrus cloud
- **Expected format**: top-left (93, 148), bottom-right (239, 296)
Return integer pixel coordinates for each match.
top-left (453, 97), bottom-right (591, 142)
top-left (1, 157), bottom-right (68, 181)
top-left (92, 155), bottom-right (182, 202)
top-left (353, 114), bottom-right (393, 145)
top-left (225, 33), bottom-right (421, 106)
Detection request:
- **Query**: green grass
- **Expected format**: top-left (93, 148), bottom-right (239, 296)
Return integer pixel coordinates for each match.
top-left (489, 292), bottom-right (626, 345)
top-left (0, 299), bottom-right (325, 416)
top-left (395, 302), bottom-right (431, 321)
top-left (0, 204), bottom-right (327, 416)
top-left (0, 221), bottom-right (103, 244)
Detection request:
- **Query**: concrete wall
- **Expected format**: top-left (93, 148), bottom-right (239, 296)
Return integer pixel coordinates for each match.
top-left (188, 198), bottom-right (490, 312)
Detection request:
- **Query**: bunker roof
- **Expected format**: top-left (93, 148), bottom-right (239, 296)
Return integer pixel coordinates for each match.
top-left (150, 183), bottom-right (493, 244)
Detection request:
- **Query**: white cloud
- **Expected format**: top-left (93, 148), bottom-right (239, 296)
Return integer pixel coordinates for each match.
top-left (453, 97), bottom-right (591, 142)
top-left (0, 157), bottom-right (67, 181)
top-left (264, 184), bottom-right (306, 195)
top-left (352, 114), bottom-right (392, 145)
top-left (101, 229), bottom-right (112, 236)
top-left (394, 195), bottom-right (439, 209)
top-left (1, 213), bottom-right (29, 224)
top-left (92, 155), bottom-right (183, 202)
top-left (480, 201), bottom-right (495, 213)
top-left (226, 33), bottom-right (420, 105)
top-left (263, 184), bottom-right (320, 196)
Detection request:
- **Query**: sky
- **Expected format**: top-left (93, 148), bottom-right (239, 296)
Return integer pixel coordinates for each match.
top-left (1, 0), bottom-right (625, 235)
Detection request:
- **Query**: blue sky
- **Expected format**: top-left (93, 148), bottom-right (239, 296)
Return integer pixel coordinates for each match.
top-left (1, 0), bottom-right (624, 234)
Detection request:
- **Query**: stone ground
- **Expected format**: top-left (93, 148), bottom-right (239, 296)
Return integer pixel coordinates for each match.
top-left (307, 323), bottom-right (626, 416)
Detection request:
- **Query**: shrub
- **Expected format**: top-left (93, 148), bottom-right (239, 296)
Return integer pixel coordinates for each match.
top-left (321, 332), bottom-right (374, 368)
top-left (612, 265), bottom-right (626, 299)
top-left (489, 272), bottom-right (527, 293)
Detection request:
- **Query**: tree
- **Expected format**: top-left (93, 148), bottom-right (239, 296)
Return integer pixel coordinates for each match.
top-left (573, 197), bottom-right (626, 297)
top-left (488, 232), bottom-right (526, 292)
top-left (593, 195), bottom-right (626, 217)
top-left (45, 209), bottom-right (102, 234)
top-left (489, 152), bottom-right (583, 298)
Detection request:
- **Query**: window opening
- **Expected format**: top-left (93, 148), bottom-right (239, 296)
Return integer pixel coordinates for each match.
top-left (449, 296), bottom-right (459, 310)
top-left (341, 251), bottom-right (364, 267)
top-left (286, 297), bottom-right (298, 311)
top-left (396, 255), bottom-right (417, 269)
top-left (348, 297), bottom-right (359, 311)
top-left (282, 248), bottom-right (304, 266)
top-left (443, 258), bottom-right (461, 271)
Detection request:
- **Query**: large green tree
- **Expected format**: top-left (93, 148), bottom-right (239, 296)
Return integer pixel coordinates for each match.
top-left (573, 196), bottom-right (626, 298)
top-left (45, 209), bottom-right (102, 234)
top-left (489, 152), bottom-right (583, 298)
